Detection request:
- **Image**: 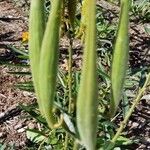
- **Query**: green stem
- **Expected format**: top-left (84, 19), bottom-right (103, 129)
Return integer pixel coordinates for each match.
top-left (73, 140), bottom-right (79, 150)
top-left (64, 133), bottom-right (69, 150)
top-left (64, 35), bottom-right (73, 150)
top-left (38, 138), bottom-right (47, 150)
top-left (106, 73), bottom-right (150, 150)
top-left (68, 39), bottom-right (73, 114)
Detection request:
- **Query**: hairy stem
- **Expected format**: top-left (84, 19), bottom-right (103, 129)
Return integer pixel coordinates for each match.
top-left (64, 37), bottom-right (73, 150)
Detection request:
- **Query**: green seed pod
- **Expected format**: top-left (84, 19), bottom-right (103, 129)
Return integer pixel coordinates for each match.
top-left (77, 0), bottom-right (98, 149)
top-left (29, 0), bottom-right (45, 114)
top-left (67, 0), bottom-right (77, 29)
top-left (39, 0), bottom-right (62, 129)
top-left (75, 0), bottom-right (88, 39)
top-left (110, 0), bottom-right (131, 118)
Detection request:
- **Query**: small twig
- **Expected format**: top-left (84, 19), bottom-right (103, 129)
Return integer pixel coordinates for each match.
top-left (64, 133), bottom-right (69, 150)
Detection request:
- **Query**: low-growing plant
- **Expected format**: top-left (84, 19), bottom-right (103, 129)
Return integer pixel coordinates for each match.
top-left (27, 0), bottom-right (150, 149)
top-left (1, 0), bottom-right (150, 149)
top-left (131, 0), bottom-right (150, 22)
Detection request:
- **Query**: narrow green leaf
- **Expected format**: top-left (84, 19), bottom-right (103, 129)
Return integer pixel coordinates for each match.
top-left (7, 45), bottom-right (28, 57)
top-left (19, 104), bottom-right (48, 128)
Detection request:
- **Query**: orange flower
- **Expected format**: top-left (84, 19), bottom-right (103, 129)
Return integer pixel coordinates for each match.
top-left (22, 32), bottom-right (29, 42)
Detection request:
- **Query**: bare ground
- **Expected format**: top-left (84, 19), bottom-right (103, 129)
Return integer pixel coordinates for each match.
top-left (0, 0), bottom-right (34, 148)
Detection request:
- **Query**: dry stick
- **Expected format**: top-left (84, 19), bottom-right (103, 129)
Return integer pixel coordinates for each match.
top-left (106, 73), bottom-right (150, 150)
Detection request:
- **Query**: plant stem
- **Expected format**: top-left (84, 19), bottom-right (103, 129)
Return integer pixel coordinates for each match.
top-left (64, 36), bottom-right (73, 150)
top-left (68, 39), bottom-right (73, 113)
top-left (38, 138), bottom-right (47, 150)
top-left (64, 133), bottom-right (69, 150)
top-left (106, 73), bottom-right (150, 149)
top-left (73, 140), bottom-right (79, 150)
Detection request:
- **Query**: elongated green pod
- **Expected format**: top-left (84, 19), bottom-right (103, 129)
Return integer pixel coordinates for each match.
top-left (39, 0), bottom-right (62, 129)
top-left (29, 0), bottom-right (45, 114)
top-left (110, 0), bottom-right (131, 117)
top-left (67, 0), bottom-right (77, 29)
top-left (75, 0), bottom-right (88, 38)
top-left (77, 0), bottom-right (98, 149)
